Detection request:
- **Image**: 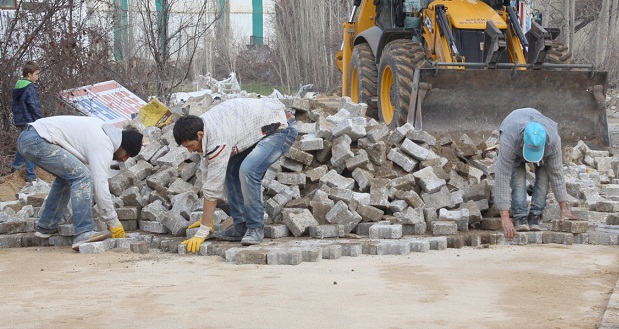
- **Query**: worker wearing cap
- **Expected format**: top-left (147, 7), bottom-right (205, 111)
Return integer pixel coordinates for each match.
top-left (493, 108), bottom-right (578, 239)
top-left (17, 116), bottom-right (144, 251)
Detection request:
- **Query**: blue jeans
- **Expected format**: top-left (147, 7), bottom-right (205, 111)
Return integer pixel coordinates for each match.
top-left (510, 160), bottom-right (550, 219)
top-left (12, 127), bottom-right (37, 181)
top-left (225, 119), bottom-right (298, 229)
top-left (17, 128), bottom-right (95, 235)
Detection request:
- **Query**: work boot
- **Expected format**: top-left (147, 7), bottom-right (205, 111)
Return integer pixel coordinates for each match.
top-left (34, 225), bottom-right (59, 238)
top-left (213, 223), bottom-right (247, 242)
top-left (241, 227), bottom-right (264, 246)
top-left (528, 214), bottom-right (542, 231)
top-left (72, 230), bottom-right (112, 251)
top-left (513, 217), bottom-right (530, 232)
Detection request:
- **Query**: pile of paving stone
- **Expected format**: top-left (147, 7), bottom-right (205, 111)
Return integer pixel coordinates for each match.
top-left (0, 93), bottom-right (618, 264)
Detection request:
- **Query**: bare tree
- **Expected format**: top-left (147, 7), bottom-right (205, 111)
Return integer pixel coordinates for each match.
top-left (132, 0), bottom-right (220, 103)
top-left (272, 0), bottom-right (350, 93)
top-left (0, 0), bottom-right (118, 132)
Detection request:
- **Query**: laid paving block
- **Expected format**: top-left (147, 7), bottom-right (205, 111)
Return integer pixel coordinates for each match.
top-left (221, 247), bottom-right (242, 261)
top-left (409, 238), bottom-right (430, 252)
top-left (560, 220), bottom-right (589, 233)
top-left (79, 239), bottom-right (114, 253)
top-left (573, 233), bottom-right (589, 244)
top-left (0, 235), bottom-right (22, 248)
top-left (428, 237), bottom-right (447, 250)
top-left (588, 232), bottom-right (619, 245)
top-left (130, 241), bottom-right (150, 254)
top-left (321, 245), bottom-right (343, 260)
top-left (362, 241), bottom-right (380, 255)
top-left (376, 240), bottom-right (410, 255)
top-left (49, 235), bottom-right (72, 246)
top-left (551, 219), bottom-right (590, 234)
top-left (339, 243), bottom-right (362, 257)
top-left (0, 221), bottom-right (33, 235)
top-left (289, 247), bottom-right (322, 262)
top-left (606, 214), bottom-right (619, 225)
top-left (267, 249), bottom-right (303, 265)
top-left (446, 235), bottom-right (465, 249)
top-left (543, 232), bottom-right (574, 245)
top-left (21, 234), bottom-right (50, 247)
top-left (369, 224), bottom-right (402, 239)
top-left (525, 232), bottom-right (544, 244)
top-left (508, 233), bottom-right (528, 245)
top-left (236, 249), bottom-right (268, 265)
top-left (465, 234), bottom-right (481, 247)
top-left (479, 232), bottom-right (498, 245)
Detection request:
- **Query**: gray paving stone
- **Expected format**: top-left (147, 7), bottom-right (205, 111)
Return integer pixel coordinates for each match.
top-left (369, 224), bottom-right (402, 239)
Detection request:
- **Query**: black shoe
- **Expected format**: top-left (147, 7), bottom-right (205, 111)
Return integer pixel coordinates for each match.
top-left (514, 217), bottom-right (530, 231)
top-left (528, 214), bottom-right (542, 231)
top-left (213, 223), bottom-right (247, 241)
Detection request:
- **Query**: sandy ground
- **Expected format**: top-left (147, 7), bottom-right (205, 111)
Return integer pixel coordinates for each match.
top-left (0, 244), bottom-right (617, 329)
top-left (0, 168), bottom-right (54, 202)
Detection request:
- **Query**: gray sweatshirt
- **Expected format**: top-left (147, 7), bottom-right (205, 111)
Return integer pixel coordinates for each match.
top-left (493, 108), bottom-right (568, 211)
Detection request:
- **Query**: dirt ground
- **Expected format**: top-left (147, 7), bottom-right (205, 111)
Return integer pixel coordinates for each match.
top-left (0, 168), bottom-right (54, 202)
top-left (0, 244), bottom-right (617, 329)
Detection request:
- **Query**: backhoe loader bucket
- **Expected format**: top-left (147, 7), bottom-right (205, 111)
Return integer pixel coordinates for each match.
top-left (411, 68), bottom-right (610, 147)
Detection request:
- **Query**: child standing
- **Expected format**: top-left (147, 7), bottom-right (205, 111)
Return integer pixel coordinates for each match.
top-left (11, 61), bottom-right (42, 182)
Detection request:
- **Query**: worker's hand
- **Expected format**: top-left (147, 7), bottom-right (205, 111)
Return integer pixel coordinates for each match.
top-left (187, 220), bottom-right (201, 229)
top-left (107, 218), bottom-right (126, 238)
top-left (560, 208), bottom-right (579, 222)
top-left (110, 225), bottom-right (126, 238)
top-left (501, 217), bottom-right (516, 240)
top-left (182, 225), bottom-right (212, 254)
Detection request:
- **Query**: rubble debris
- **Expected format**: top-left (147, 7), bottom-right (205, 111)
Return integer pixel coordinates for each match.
top-left (1, 93), bottom-right (619, 264)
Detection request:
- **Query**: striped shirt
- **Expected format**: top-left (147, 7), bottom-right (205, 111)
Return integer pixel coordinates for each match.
top-left (493, 108), bottom-right (568, 210)
top-left (199, 98), bottom-right (288, 201)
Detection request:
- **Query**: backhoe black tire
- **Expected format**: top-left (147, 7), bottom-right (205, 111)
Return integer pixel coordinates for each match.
top-left (349, 43), bottom-right (378, 119)
top-left (545, 41), bottom-right (575, 64)
top-left (377, 39), bottom-right (427, 129)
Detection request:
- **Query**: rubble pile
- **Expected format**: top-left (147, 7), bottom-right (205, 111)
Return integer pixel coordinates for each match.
top-left (0, 94), bottom-right (618, 263)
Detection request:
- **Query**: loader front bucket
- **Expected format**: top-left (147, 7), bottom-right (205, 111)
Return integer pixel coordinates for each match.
top-left (412, 68), bottom-right (609, 147)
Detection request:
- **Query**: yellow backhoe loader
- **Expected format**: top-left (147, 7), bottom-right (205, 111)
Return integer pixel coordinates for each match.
top-left (336, 0), bottom-right (610, 146)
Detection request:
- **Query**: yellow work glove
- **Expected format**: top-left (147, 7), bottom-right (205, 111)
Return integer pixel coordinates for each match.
top-left (110, 225), bottom-right (126, 238)
top-left (182, 225), bottom-right (211, 253)
top-left (187, 220), bottom-right (201, 229)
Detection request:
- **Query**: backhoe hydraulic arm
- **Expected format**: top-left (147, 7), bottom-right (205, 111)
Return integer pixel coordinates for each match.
top-left (506, 5), bottom-right (528, 54)
top-left (435, 5), bottom-right (462, 62)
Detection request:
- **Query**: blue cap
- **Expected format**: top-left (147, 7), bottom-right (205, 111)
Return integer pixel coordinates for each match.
top-left (523, 122), bottom-right (546, 163)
